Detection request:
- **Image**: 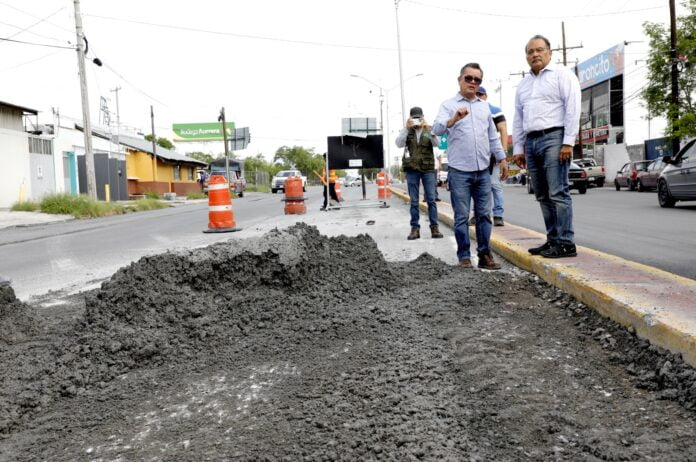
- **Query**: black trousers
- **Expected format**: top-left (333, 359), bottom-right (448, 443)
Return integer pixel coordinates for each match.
top-left (322, 183), bottom-right (339, 208)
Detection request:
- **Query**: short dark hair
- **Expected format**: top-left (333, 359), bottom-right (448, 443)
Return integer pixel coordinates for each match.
top-left (459, 62), bottom-right (483, 79)
top-left (526, 34), bottom-right (551, 52)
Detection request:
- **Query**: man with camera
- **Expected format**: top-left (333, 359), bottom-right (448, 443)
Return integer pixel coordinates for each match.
top-left (395, 106), bottom-right (443, 240)
top-left (432, 63), bottom-right (508, 270)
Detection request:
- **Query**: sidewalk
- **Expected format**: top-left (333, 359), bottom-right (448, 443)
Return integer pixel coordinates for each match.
top-left (0, 209), bottom-right (73, 230)
top-left (391, 187), bottom-right (696, 369)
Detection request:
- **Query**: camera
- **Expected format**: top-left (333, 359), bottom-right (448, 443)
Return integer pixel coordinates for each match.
top-left (412, 117), bottom-right (422, 127)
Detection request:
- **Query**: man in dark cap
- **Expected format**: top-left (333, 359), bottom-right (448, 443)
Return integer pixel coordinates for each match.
top-left (396, 106), bottom-right (443, 240)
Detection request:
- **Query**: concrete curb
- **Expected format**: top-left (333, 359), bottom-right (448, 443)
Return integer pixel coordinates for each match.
top-left (391, 187), bottom-right (696, 368)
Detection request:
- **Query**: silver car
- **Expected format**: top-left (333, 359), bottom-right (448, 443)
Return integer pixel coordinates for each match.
top-left (658, 138), bottom-right (696, 207)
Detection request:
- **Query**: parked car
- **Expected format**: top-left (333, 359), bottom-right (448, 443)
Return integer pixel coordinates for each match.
top-left (527, 161), bottom-right (588, 194)
top-left (438, 157), bottom-right (449, 187)
top-left (614, 160), bottom-right (651, 191)
top-left (271, 169), bottom-right (307, 194)
top-left (575, 158), bottom-right (606, 187)
top-left (657, 138), bottom-right (696, 207)
top-left (636, 159), bottom-right (666, 191)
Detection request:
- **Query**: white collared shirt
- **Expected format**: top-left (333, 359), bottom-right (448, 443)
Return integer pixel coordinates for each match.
top-left (512, 64), bottom-right (582, 154)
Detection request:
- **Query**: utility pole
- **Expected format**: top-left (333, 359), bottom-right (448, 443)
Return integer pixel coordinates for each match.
top-left (219, 107), bottom-right (231, 189)
top-left (73, 0), bottom-right (97, 200)
top-left (110, 86), bottom-right (121, 149)
top-left (150, 105), bottom-right (157, 183)
top-left (669, 0), bottom-right (680, 155)
top-left (394, 0), bottom-right (406, 124)
top-left (552, 22), bottom-right (583, 67)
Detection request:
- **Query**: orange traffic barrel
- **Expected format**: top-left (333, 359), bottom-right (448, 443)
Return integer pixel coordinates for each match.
top-left (334, 179), bottom-right (343, 202)
top-left (203, 175), bottom-right (240, 233)
top-left (283, 175), bottom-right (306, 214)
top-left (377, 172), bottom-right (391, 200)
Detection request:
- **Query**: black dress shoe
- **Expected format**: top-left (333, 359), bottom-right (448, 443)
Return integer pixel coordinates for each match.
top-left (540, 243), bottom-right (577, 258)
top-left (528, 241), bottom-right (552, 255)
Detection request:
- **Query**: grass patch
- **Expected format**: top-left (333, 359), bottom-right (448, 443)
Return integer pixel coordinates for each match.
top-left (126, 198), bottom-right (170, 212)
top-left (143, 190), bottom-right (161, 199)
top-left (186, 191), bottom-right (207, 200)
top-left (40, 194), bottom-right (126, 219)
top-left (10, 201), bottom-right (40, 212)
top-left (246, 184), bottom-right (269, 193)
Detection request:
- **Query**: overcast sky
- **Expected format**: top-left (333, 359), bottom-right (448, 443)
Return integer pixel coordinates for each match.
top-left (1, 0), bottom-right (685, 164)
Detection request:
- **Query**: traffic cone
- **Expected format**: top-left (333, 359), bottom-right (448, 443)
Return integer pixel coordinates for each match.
top-left (203, 175), bottom-right (241, 233)
top-left (283, 175), bottom-right (306, 214)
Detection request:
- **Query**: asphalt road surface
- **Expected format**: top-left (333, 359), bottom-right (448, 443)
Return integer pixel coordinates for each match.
top-left (432, 183), bottom-right (696, 280)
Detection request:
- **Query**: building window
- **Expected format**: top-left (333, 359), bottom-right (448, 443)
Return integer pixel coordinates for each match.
top-left (173, 165), bottom-right (181, 180)
top-left (188, 167), bottom-right (194, 180)
top-left (28, 137), bottom-right (52, 155)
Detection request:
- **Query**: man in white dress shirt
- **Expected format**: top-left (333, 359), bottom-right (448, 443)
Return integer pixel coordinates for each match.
top-left (513, 35), bottom-right (581, 259)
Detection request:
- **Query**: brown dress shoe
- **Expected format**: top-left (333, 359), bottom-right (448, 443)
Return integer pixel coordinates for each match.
top-left (478, 253), bottom-right (501, 270)
top-left (407, 227), bottom-right (420, 240)
top-left (459, 258), bottom-right (473, 268)
top-left (430, 224), bottom-right (443, 238)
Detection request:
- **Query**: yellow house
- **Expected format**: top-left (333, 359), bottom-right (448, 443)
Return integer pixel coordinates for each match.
top-left (120, 134), bottom-right (206, 196)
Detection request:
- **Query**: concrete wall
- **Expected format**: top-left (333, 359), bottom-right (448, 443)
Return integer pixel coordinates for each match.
top-left (0, 128), bottom-right (31, 208)
top-left (626, 143), bottom-right (645, 162)
top-left (602, 143), bottom-right (631, 182)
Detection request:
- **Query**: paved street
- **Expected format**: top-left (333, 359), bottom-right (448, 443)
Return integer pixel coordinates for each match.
top-left (428, 183), bottom-right (696, 279)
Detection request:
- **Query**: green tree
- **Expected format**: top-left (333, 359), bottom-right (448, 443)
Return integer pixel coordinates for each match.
top-left (273, 146), bottom-right (323, 177)
top-left (642, 0), bottom-right (696, 139)
top-left (186, 151), bottom-right (215, 164)
top-left (144, 134), bottom-right (175, 150)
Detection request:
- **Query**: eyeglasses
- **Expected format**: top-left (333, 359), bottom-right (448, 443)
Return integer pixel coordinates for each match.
top-left (526, 47), bottom-right (549, 56)
top-left (462, 75), bottom-right (482, 84)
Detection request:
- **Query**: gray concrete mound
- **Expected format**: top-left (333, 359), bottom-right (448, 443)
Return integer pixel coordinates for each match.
top-left (1, 224), bottom-right (695, 461)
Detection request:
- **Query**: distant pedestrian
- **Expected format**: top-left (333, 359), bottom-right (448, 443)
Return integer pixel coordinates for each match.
top-left (468, 86), bottom-right (508, 227)
top-left (512, 34), bottom-right (581, 258)
top-left (432, 63), bottom-right (508, 269)
top-left (396, 106), bottom-right (443, 240)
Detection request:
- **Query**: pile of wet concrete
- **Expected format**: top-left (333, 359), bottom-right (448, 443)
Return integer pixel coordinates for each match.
top-left (1, 224), bottom-right (695, 460)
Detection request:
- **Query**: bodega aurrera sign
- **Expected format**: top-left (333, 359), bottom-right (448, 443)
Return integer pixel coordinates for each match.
top-left (172, 122), bottom-right (235, 141)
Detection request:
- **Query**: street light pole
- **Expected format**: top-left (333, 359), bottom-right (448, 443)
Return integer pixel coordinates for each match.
top-left (394, 0), bottom-right (406, 124)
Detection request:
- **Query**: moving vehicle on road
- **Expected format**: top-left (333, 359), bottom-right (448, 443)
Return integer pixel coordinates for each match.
top-left (204, 158), bottom-right (246, 197)
top-left (527, 161), bottom-right (588, 195)
top-left (614, 160), bottom-right (651, 191)
top-left (344, 176), bottom-right (362, 187)
top-left (636, 159), bottom-right (666, 192)
top-left (272, 169), bottom-right (307, 194)
top-left (657, 138), bottom-right (696, 207)
top-left (575, 158), bottom-right (606, 187)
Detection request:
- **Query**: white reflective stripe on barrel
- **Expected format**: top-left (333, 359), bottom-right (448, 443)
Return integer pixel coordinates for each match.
top-left (209, 205), bottom-right (232, 212)
top-left (208, 183), bottom-right (229, 191)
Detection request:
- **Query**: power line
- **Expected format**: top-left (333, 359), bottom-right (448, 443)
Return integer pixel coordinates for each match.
top-left (0, 48), bottom-right (66, 72)
top-left (0, 36), bottom-right (74, 49)
top-left (83, 13), bottom-right (508, 56)
top-left (403, 0), bottom-right (665, 19)
top-left (0, 7), bottom-right (65, 42)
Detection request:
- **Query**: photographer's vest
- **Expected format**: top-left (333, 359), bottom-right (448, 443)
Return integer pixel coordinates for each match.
top-left (403, 129), bottom-right (436, 173)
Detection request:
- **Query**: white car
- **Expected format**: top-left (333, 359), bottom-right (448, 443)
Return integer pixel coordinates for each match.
top-left (271, 170), bottom-right (307, 194)
top-left (344, 176), bottom-right (362, 187)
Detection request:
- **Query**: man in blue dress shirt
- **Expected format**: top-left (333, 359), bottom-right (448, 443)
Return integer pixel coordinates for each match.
top-left (433, 63), bottom-right (508, 270)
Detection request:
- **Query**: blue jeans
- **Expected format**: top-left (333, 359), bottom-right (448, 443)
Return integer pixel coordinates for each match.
top-left (490, 163), bottom-right (504, 217)
top-left (448, 166), bottom-right (492, 261)
top-left (525, 130), bottom-right (574, 244)
top-left (406, 170), bottom-right (438, 228)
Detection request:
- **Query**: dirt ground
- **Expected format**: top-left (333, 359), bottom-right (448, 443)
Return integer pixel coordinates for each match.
top-left (1, 224), bottom-right (695, 461)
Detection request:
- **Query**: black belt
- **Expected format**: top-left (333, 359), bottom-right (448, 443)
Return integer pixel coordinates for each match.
top-left (527, 126), bottom-right (563, 139)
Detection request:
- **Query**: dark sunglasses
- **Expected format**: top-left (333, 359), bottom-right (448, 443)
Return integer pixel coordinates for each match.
top-left (462, 75), bottom-right (482, 84)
